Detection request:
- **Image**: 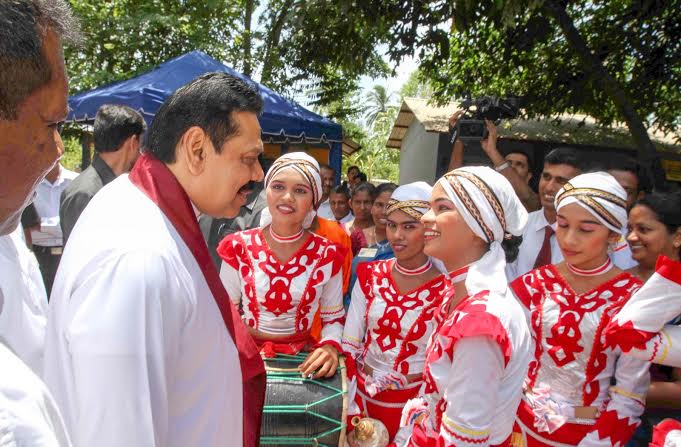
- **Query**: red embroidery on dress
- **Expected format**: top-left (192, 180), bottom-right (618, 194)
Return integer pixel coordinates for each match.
top-left (371, 262), bottom-right (424, 352)
top-left (253, 230), bottom-right (310, 316)
top-left (395, 278), bottom-right (446, 375)
top-left (512, 270), bottom-right (545, 388)
top-left (226, 228), bottom-right (342, 333)
top-left (295, 240), bottom-right (338, 331)
top-left (224, 234), bottom-right (260, 328)
top-left (593, 409), bottom-right (639, 446)
top-left (358, 261), bottom-right (446, 374)
top-left (516, 267), bottom-right (642, 404)
top-left (544, 272), bottom-right (608, 367)
top-left (583, 280), bottom-right (641, 405)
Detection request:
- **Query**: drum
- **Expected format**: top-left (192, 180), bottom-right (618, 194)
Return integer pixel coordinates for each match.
top-left (260, 353), bottom-right (348, 447)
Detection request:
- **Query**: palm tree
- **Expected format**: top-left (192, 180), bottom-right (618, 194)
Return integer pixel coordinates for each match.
top-left (363, 85), bottom-right (396, 129)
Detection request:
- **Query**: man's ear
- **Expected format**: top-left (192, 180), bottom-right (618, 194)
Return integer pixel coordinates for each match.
top-left (177, 126), bottom-right (208, 175)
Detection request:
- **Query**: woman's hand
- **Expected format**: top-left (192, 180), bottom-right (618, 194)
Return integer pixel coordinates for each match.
top-left (299, 344), bottom-right (339, 379)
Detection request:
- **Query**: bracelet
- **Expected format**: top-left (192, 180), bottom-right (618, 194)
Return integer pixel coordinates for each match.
top-left (495, 161), bottom-right (510, 172)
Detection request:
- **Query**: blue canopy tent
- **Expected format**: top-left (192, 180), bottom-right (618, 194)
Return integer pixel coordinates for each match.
top-left (67, 50), bottom-right (343, 179)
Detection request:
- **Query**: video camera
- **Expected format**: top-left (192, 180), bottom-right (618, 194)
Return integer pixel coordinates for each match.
top-left (451, 96), bottom-right (521, 142)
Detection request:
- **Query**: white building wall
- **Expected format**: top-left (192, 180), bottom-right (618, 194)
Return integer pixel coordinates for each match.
top-left (398, 120), bottom-right (439, 185)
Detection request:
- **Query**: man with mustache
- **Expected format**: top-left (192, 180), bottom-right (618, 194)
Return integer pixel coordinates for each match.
top-left (44, 72), bottom-right (267, 447)
top-left (0, 0), bottom-right (79, 444)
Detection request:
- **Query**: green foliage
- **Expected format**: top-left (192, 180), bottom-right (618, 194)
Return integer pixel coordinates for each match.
top-left (363, 85), bottom-right (397, 129)
top-left (66, 0), bottom-right (391, 107)
top-left (357, 1), bottom-right (680, 138)
top-left (61, 136), bottom-right (83, 172)
top-left (66, 0), bottom-right (244, 92)
top-left (399, 70), bottom-right (434, 99)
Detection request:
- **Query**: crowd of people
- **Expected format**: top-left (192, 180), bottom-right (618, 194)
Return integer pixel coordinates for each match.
top-left (2, 2), bottom-right (681, 447)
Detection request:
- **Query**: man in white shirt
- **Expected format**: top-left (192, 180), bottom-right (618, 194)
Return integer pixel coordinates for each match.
top-left (0, 224), bottom-right (49, 375)
top-left (506, 148), bottom-right (582, 281)
top-left (316, 163), bottom-right (336, 219)
top-left (606, 156), bottom-right (644, 270)
top-left (0, 1), bottom-right (79, 445)
top-left (329, 185), bottom-right (354, 225)
top-left (45, 72), bottom-right (267, 447)
top-left (31, 160), bottom-right (77, 295)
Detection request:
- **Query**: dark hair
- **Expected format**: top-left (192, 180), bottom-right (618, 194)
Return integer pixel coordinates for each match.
top-left (502, 235), bottom-right (523, 263)
top-left (505, 149), bottom-right (533, 167)
top-left (320, 163), bottom-right (334, 172)
top-left (358, 172), bottom-right (368, 182)
top-left (352, 182), bottom-right (375, 198)
top-left (606, 156), bottom-right (651, 193)
top-left (93, 105), bottom-right (146, 153)
top-left (544, 147), bottom-right (581, 170)
top-left (146, 72), bottom-right (263, 163)
top-left (347, 165), bottom-right (360, 174)
top-left (0, 0), bottom-right (80, 119)
top-left (634, 191), bottom-right (681, 234)
top-left (331, 184), bottom-right (351, 200)
top-left (373, 182), bottom-right (397, 199)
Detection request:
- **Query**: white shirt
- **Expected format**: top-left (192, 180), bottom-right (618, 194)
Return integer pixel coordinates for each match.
top-left (0, 342), bottom-right (72, 446)
top-left (31, 167), bottom-right (78, 247)
top-left (0, 225), bottom-right (48, 375)
top-left (507, 208), bottom-right (635, 282)
top-left (337, 211), bottom-right (354, 226)
top-left (317, 198), bottom-right (333, 219)
top-left (44, 175), bottom-right (243, 447)
top-left (507, 209), bottom-right (561, 282)
top-left (317, 199), bottom-right (354, 225)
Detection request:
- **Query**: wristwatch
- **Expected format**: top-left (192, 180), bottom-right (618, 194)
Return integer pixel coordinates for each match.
top-left (495, 161), bottom-right (510, 172)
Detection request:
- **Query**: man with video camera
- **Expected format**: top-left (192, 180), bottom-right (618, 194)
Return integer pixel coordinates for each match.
top-left (447, 108), bottom-right (540, 212)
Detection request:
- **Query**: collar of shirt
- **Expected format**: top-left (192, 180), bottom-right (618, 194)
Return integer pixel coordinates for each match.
top-left (92, 154), bottom-right (117, 185)
top-left (245, 188), bottom-right (266, 212)
top-left (40, 166), bottom-right (77, 189)
top-left (530, 208), bottom-right (555, 233)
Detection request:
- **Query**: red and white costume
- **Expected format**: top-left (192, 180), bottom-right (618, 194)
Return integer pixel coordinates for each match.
top-left (400, 167), bottom-right (532, 447)
top-left (343, 258), bottom-right (446, 439)
top-left (511, 266), bottom-right (649, 447)
top-left (218, 152), bottom-right (345, 355)
top-left (218, 227), bottom-right (345, 354)
top-left (605, 255), bottom-right (681, 367)
top-left (510, 172), bottom-right (650, 447)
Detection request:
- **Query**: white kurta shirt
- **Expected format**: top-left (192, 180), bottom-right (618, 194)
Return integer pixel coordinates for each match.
top-left (0, 342), bottom-right (71, 446)
top-left (31, 167), bottom-right (77, 247)
top-left (44, 175), bottom-right (243, 447)
top-left (0, 225), bottom-right (48, 375)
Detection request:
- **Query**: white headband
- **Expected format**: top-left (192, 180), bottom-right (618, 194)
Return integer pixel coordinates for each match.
top-left (555, 171), bottom-right (628, 234)
top-left (260, 152), bottom-right (322, 229)
top-left (386, 181), bottom-right (432, 219)
top-left (437, 166), bottom-right (528, 296)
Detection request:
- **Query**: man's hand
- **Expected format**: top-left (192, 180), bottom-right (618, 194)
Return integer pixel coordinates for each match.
top-left (299, 344), bottom-right (339, 379)
top-left (448, 110), bottom-right (465, 130)
top-left (480, 119), bottom-right (498, 155)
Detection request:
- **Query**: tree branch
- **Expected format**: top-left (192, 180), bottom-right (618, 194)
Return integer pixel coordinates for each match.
top-left (542, 0), bottom-right (666, 190)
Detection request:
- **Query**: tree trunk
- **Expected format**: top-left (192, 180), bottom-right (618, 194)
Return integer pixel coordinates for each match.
top-left (242, 0), bottom-right (255, 77)
top-left (542, 0), bottom-right (667, 190)
top-left (260, 0), bottom-right (294, 85)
